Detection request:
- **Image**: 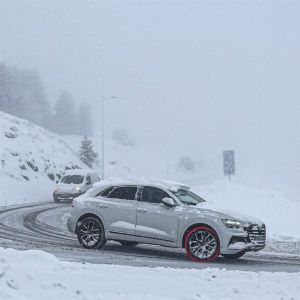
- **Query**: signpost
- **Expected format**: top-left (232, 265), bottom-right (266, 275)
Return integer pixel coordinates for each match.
top-left (223, 150), bottom-right (235, 182)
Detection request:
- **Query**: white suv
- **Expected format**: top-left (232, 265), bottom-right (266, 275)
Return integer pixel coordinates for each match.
top-left (67, 179), bottom-right (266, 262)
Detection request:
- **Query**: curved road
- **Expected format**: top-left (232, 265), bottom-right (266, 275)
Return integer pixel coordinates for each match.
top-left (0, 202), bottom-right (300, 272)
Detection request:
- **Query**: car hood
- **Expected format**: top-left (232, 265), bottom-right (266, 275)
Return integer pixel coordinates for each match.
top-left (57, 183), bottom-right (80, 193)
top-left (194, 202), bottom-right (264, 226)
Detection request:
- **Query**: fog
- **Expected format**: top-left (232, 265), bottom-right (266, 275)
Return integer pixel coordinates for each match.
top-left (1, 0), bottom-right (299, 188)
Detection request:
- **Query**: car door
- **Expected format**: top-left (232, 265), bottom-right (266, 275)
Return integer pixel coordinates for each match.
top-left (96, 186), bottom-right (138, 235)
top-left (136, 186), bottom-right (180, 242)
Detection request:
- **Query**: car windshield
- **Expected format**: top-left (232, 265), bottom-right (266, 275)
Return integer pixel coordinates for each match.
top-left (61, 175), bottom-right (84, 184)
top-left (171, 189), bottom-right (206, 206)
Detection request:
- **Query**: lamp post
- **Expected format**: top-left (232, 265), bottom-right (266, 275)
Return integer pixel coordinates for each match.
top-left (101, 96), bottom-right (117, 179)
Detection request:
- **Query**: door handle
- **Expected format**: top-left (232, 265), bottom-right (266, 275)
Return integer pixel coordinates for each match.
top-left (137, 208), bottom-right (147, 213)
top-left (97, 205), bottom-right (108, 209)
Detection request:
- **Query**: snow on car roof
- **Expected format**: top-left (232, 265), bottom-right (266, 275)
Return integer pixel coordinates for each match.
top-left (63, 169), bottom-right (97, 176)
top-left (84, 177), bottom-right (190, 197)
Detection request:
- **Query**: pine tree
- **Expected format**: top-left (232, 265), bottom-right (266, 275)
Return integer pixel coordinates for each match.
top-left (16, 68), bottom-right (51, 127)
top-left (79, 135), bottom-right (98, 168)
top-left (0, 64), bottom-right (52, 129)
top-left (0, 63), bottom-right (13, 114)
top-left (53, 91), bottom-right (76, 134)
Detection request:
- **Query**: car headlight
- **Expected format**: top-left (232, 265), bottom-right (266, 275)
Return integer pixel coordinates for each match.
top-left (54, 186), bottom-right (58, 192)
top-left (222, 219), bottom-right (243, 229)
top-left (75, 186), bottom-right (81, 192)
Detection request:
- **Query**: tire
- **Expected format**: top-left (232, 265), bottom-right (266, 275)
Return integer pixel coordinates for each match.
top-left (222, 251), bottom-right (246, 259)
top-left (118, 241), bottom-right (139, 247)
top-left (184, 226), bottom-right (220, 263)
top-left (77, 217), bottom-right (106, 249)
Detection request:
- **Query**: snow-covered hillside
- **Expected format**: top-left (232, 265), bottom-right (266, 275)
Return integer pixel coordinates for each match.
top-left (0, 112), bottom-right (86, 205)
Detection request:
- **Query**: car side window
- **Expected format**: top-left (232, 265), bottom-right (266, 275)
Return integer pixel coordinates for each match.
top-left (107, 186), bottom-right (137, 200)
top-left (141, 186), bottom-right (170, 204)
top-left (86, 176), bottom-right (92, 185)
top-left (97, 186), bottom-right (115, 197)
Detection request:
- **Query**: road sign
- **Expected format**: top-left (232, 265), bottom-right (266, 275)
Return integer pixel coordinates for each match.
top-left (223, 150), bottom-right (235, 180)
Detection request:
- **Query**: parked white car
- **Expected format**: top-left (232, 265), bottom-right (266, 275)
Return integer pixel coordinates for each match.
top-left (67, 178), bottom-right (266, 262)
top-left (53, 169), bottom-right (99, 202)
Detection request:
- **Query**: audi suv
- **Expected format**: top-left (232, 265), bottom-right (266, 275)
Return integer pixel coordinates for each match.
top-left (67, 179), bottom-right (266, 262)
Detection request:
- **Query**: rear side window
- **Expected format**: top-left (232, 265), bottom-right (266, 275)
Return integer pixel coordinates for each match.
top-left (141, 186), bottom-right (170, 204)
top-left (98, 187), bottom-right (115, 197)
top-left (107, 186), bottom-right (137, 200)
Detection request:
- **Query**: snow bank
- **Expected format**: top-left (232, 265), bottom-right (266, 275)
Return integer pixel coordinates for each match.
top-left (0, 112), bottom-right (86, 205)
top-left (0, 247), bottom-right (299, 300)
top-left (192, 179), bottom-right (300, 241)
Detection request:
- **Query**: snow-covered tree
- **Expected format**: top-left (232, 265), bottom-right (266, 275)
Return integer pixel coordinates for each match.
top-left (0, 64), bottom-right (52, 129)
top-left (14, 68), bottom-right (51, 127)
top-left (112, 128), bottom-right (134, 146)
top-left (178, 156), bottom-right (195, 172)
top-left (79, 135), bottom-right (98, 168)
top-left (53, 91), bottom-right (76, 134)
top-left (0, 63), bottom-right (13, 114)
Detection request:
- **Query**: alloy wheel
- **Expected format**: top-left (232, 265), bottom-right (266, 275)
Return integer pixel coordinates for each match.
top-left (77, 217), bottom-right (105, 249)
top-left (185, 226), bottom-right (220, 262)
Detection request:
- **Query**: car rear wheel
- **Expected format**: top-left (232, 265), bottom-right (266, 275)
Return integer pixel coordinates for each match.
top-left (222, 251), bottom-right (246, 259)
top-left (118, 241), bottom-right (139, 247)
top-left (77, 217), bottom-right (106, 249)
top-left (184, 226), bottom-right (220, 262)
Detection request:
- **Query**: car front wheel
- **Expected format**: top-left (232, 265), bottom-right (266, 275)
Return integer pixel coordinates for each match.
top-left (184, 226), bottom-right (220, 262)
top-left (77, 217), bottom-right (106, 249)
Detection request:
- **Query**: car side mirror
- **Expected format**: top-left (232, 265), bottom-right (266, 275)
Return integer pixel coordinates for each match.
top-left (86, 179), bottom-right (92, 185)
top-left (162, 197), bottom-right (177, 207)
top-left (56, 180), bottom-right (59, 184)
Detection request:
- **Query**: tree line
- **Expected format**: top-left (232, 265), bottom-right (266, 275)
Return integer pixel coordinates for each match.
top-left (0, 63), bottom-right (93, 136)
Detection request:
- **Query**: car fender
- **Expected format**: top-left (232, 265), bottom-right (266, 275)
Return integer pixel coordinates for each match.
top-left (178, 216), bottom-right (225, 249)
top-left (75, 205), bottom-right (106, 232)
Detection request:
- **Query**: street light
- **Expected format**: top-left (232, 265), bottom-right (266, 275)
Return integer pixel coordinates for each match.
top-left (100, 96), bottom-right (117, 180)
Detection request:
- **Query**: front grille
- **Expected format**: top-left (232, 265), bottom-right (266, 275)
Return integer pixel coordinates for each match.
top-left (247, 224), bottom-right (266, 246)
top-left (57, 193), bottom-right (73, 198)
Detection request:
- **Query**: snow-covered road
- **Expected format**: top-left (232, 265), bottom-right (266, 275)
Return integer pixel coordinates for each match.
top-left (0, 202), bottom-right (300, 273)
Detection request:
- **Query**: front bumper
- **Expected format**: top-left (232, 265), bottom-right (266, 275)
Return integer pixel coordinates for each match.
top-left (53, 192), bottom-right (82, 201)
top-left (221, 224), bottom-right (266, 255)
top-left (67, 216), bottom-right (76, 233)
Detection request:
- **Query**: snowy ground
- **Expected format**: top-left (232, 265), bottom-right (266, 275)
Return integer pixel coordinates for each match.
top-left (0, 247), bottom-right (299, 300)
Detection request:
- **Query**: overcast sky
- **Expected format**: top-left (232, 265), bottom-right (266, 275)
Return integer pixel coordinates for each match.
top-left (0, 0), bottom-right (299, 187)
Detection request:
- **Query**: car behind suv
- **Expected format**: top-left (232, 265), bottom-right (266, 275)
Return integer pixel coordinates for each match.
top-left (53, 169), bottom-right (99, 203)
top-left (67, 179), bottom-right (266, 262)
